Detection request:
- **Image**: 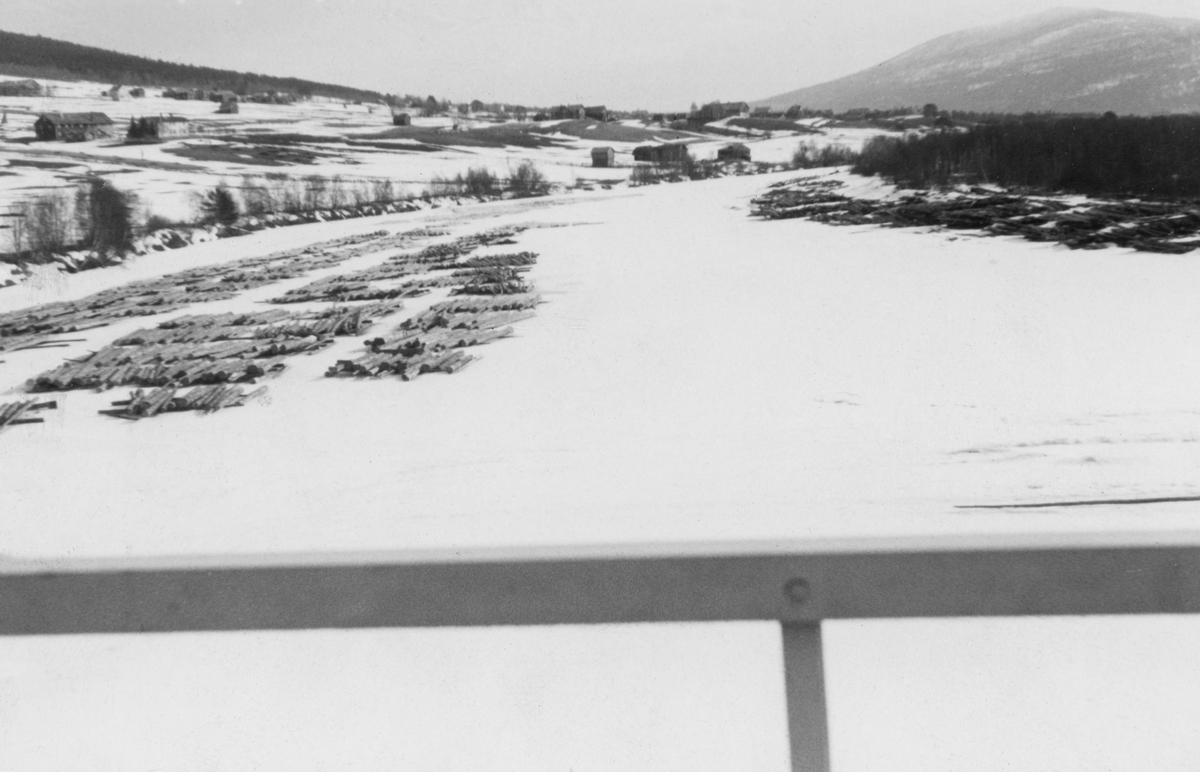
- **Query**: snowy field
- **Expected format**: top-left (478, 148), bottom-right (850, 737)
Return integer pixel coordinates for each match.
top-left (3, 83), bottom-right (1200, 772)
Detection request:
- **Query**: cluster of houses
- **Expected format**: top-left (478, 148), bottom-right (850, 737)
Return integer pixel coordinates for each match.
top-left (102, 85), bottom-right (146, 100)
top-left (590, 141), bottom-right (752, 168)
top-left (32, 111), bottom-right (195, 143)
top-left (160, 88), bottom-right (290, 105)
top-left (545, 104), bottom-right (610, 122)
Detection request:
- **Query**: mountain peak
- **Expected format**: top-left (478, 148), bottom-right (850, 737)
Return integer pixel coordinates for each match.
top-left (757, 8), bottom-right (1200, 114)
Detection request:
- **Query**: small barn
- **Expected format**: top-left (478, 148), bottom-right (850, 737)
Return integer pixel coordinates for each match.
top-left (34, 112), bottom-right (116, 142)
top-left (584, 105), bottom-right (608, 122)
top-left (217, 98), bottom-right (239, 114)
top-left (128, 115), bottom-right (191, 141)
top-left (633, 143), bottom-right (690, 166)
top-left (550, 104), bottom-right (586, 120)
top-left (129, 87), bottom-right (145, 98)
top-left (591, 146), bottom-right (615, 168)
top-left (0, 79), bottom-right (42, 97)
top-left (717, 143), bottom-right (751, 162)
top-left (392, 111), bottom-right (412, 126)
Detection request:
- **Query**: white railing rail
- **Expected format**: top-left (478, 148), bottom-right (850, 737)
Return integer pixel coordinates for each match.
top-left (5, 536), bottom-right (1200, 772)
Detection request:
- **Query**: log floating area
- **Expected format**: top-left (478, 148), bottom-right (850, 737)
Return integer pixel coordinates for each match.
top-left (752, 178), bottom-right (1200, 254)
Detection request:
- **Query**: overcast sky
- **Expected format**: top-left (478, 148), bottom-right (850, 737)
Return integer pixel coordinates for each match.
top-left (4, 0), bottom-right (1200, 109)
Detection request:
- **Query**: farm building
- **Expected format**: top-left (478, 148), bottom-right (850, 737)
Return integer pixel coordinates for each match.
top-left (129, 87), bottom-right (145, 98)
top-left (591, 147), bottom-right (615, 167)
top-left (550, 104), bottom-right (586, 120)
top-left (470, 99), bottom-right (486, 113)
top-left (217, 98), bottom-right (239, 114)
top-left (717, 143), bottom-right (752, 162)
top-left (392, 111), bottom-right (412, 126)
top-left (584, 105), bottom-right (608, 122)
top-left (34, 112), bottom-right (116, 142)
top-left (127, 115), bottom-right (191, 141)
top-left (0, 79), bottom-right (42, 97)
top-left (162, 88), bottom-right (190, 100)
top-left (696, 102), bottom-right (724, 122)
top-left (632, 143), bottom-right (691, 166)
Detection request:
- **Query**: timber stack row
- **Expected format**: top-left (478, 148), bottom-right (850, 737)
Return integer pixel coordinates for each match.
top-left (327, 294), bottom-right (541, 381)
top-left (28, 303), bottom-right (401, 392)
top-left (752, 178), bottom-right (1200, 254)
top-left (0, 227), bottom-right (443, 355)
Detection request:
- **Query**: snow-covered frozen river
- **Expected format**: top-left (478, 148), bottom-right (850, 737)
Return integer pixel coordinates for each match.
top-left (4, 172), bottom-right (1200, 772)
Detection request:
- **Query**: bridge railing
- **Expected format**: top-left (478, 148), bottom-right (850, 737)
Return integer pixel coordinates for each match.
top-left (5, 535), bottom-right (1200, 772)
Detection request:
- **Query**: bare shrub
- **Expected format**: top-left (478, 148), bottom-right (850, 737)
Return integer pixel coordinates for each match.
top-left (463, 166), bottom-right (499, 197)
top-left (371, 178), bottom-right (395, 204)
top-left (508, 161), bottom-right (549, 197)
top-left (428, 174), bottom-right (464, 197)
top-left (792, 141), bottom-right (857, 169)
top-left (274, 175), bottom-right (303, 213)
top-left (241, 176), bottom-right (276, 217)
top-left (328, 175), bottom-right (347, 209)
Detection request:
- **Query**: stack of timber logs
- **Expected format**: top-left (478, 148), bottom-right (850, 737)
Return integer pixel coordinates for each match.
top-left (28, 303), bottom-right (401, 393)
top-left (751, 178), bottom-right (1200, 254)
top-left (0, 399), bottom-right (57, 433)
top-left (326, 294), bottom-right (540, 380)
top-left (100, 384), bottom-right (267, 420)
top-left (0, 229), bottom-right (432, 355)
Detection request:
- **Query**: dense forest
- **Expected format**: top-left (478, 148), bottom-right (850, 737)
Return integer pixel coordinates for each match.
top-left (855, 115), bottom-right (1200, 198)
top-left (0, 28), bottom-right (385, 102)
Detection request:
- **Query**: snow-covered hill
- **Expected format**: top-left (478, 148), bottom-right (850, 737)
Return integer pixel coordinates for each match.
top-left (758, 7), bottom-right (1200, 114)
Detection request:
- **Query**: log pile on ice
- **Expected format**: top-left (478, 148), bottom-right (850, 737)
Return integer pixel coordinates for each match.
top-left (752, 178), bottom-right (1200, 254)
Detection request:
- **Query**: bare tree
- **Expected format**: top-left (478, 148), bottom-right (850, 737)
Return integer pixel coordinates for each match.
top-left (21, 191), bottom-right (73, 261)
top-left (328, 175), bottom-right (347, 209)
top-left (302, 175), bottom-right (327, 211)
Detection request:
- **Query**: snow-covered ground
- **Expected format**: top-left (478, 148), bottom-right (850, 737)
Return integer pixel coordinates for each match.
top-left (3, 160), bottom-right (1200, 771)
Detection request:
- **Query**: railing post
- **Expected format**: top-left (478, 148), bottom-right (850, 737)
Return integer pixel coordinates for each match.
top-left (781, 622), bottom-right (831, 772)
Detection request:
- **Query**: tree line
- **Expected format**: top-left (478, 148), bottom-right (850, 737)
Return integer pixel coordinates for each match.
top-left (854, 115), bottom-right (1200, 198)
top-left (0, 29), bottom-right (384, 102)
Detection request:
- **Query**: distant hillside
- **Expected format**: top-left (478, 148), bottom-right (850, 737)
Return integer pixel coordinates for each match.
top-left (0, 28), bottom-right (384, 102)
top-left (757, 8), bottom-right (1200, 115)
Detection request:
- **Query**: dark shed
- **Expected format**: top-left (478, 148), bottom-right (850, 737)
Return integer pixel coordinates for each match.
top-left (34, 112), bottom-right (116, 142)
top-left (717, 143), bottom-right (752, 162)
top-left (591, 147), bottom-right (615, 167)
top-left (632, 143), bottom-right (690, 165)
